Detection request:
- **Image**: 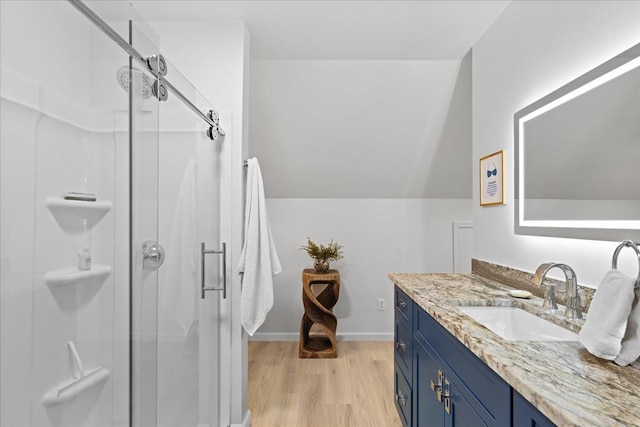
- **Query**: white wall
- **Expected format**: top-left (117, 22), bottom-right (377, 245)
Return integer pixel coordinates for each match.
top-left (472, 0), bottom-right (640, 287)
top-left (250, 58), bottom-right (473, 199)
top-left (248, 53), bottom-right (474, 341)
top-left (252, 199), bottom-right (472, 340)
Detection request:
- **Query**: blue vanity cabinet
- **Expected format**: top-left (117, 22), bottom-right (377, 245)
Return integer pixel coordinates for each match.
top-left (395, 288), bottom-right (413, 381)
top-left (414, 338), bottom-right (487, 426)
top-left (414, 338), bottom-right (445, 426)
top-left (394, 286), bottom-right (516, 427)
top-left (512, 390), bottom-right (556, 427)
top-left (395, 360), bottom-right (413, 427)
top-left (395, 287), bottom-right (414, 426)
top-left (414, 305), bottom-right (511, 427)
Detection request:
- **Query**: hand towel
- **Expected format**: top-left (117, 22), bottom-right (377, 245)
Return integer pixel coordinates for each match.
top-left (162, 159), bottom-right (199, 336)
top-left (578, 270), bottom-right (636, 360)
top-left (238, 158), bottom-right (282, 336)
top-left (615, 286), bottom-right (640, 366)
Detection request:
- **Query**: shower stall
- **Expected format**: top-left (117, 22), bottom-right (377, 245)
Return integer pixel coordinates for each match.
top-left (1, 1), bottom-right (230, 426)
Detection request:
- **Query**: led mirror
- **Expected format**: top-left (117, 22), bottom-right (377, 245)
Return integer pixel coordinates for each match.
top-left (514, 43), bottom-right (640, 241)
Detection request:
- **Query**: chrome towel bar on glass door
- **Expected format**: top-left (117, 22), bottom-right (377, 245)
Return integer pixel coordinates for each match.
top-left (201, 242), bottom-right (227, 299)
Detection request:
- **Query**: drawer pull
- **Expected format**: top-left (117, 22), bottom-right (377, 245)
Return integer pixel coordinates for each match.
top-left (430, 370), bottom-right (443, 402)
top-left (398, 299), bottom-right (407, 309)
top-left (395, 340), bottom-right (407, 353)
top-left (443, 378), bottom-right (451, 414)
top-left (396, 390), bottom-right (407, 407)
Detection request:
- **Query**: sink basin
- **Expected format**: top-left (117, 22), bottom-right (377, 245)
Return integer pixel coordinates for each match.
top-left (458, 306), bottom-right (579, 342)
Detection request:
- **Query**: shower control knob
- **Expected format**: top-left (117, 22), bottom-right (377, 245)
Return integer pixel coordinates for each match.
top-left (142, 240), bottom-right (165, 271)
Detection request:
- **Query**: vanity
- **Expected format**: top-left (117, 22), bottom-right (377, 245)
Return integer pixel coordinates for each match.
top-left (390, 41), bottom-right (640, 427)
top-left (390, 272), bottom-right (640, 427)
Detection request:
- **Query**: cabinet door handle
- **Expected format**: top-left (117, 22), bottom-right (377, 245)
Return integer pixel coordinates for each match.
top-left (430, 370), bottom-right (443, 402)
top-left (395, 339), bottom-right (407, 353)
top-left (443, 378), bottom-right (451, 414)
top-left (398, 299), bottom-right (407, 309)
top-left (396, 390), bottom-right (407, 407)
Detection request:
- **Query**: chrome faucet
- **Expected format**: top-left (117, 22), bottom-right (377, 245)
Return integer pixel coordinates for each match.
top-left (533, 263), bottom-right (583, 319)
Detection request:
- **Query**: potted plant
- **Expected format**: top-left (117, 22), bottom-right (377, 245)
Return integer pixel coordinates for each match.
top-left (300, 237), bottom-right (344, 273)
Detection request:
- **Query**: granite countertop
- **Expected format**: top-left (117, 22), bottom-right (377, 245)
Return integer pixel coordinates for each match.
top-left (389, 273), bottom-right (640, 427)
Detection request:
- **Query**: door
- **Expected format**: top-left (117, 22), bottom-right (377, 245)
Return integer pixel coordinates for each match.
top-left (415, 339), bottom-right (487, 427)
top-left (128, 20), bottom-right (223, 427)
top-left (154, 79), bottom-right (223, 427)
top-left (415, 340), bottom-right (446, 427)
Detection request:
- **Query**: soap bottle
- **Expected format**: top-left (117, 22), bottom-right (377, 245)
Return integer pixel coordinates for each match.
top-left (78, 218), bottom-right (92, 271)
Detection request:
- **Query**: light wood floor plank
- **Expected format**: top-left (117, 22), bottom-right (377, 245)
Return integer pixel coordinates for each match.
top-left (248, 341), bottom-right (403, 427)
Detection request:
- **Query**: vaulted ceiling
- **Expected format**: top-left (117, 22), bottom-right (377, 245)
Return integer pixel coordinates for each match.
top-left (132, 1), bottom-right (510, 198)
top-left (132, 1), bottom-right (508, 61)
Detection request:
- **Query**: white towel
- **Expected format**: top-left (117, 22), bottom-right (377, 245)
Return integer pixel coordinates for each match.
top-left (615, 286), bottom-right (640, 366)
top-left (579, 270), bottom-right (636, 360)
top-left (238, 158), bottom-right (282, 335)
top-left (162, 159), bottom-right (199, 336)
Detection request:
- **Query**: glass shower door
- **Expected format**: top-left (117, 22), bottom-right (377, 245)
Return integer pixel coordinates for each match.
top-left (129, 25), bottom-right (223, 427)
top-left (153, 63), bottom-right (223, 427)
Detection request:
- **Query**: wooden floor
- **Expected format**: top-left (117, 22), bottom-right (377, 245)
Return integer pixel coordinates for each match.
top-left (248, 341), bottom-right (402, 427)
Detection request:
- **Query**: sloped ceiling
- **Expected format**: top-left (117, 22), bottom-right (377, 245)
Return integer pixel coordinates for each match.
top-left (250, 57), bottom-right (473, 198)
top-left (132, 1), bottom-right (509, 61)
top-left (132, 1), bottom-right (509, 198)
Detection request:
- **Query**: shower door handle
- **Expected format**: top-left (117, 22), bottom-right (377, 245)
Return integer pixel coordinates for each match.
top-left (201, 242), bottom-right (227, 299)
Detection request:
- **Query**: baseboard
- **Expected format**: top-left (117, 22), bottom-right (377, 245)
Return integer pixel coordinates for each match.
top-left (230, 410), bottom-right (251, 427)
top-left (249, 332), bottom-right (297, 341)
top-left (249, 332), bottom-right (393, 341)
top-left (337, 332), bottom-right (394, 341)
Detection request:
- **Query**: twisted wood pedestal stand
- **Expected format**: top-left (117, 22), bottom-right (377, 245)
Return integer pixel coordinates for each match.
top-left (299, 269), bottom-right (340, 358)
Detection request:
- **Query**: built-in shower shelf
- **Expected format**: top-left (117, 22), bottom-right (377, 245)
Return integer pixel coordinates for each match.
top-left (44, 265), bottom-right (111, 287)
top-left (42, 342), bottom-right (110, 406)
top-left (45, 197), bottom-right (112, 226)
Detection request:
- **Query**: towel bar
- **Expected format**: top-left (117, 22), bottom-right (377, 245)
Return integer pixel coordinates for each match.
top-left (612, 240), bottom-right (640, 288)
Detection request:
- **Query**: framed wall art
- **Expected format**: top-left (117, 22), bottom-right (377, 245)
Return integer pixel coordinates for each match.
top-left (479, 150), bottom-right (505, 206)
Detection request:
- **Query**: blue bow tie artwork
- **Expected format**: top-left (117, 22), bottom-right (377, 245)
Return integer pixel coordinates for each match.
top-left (486, 165), bottom-right (498, 196)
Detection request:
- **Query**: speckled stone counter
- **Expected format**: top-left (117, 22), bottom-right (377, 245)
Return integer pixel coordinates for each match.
top-left (389, 273), bottom-right (640, 427)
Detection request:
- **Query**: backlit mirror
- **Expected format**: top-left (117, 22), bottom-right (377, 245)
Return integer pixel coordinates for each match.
top-left (514, 43), bottom-right (640, 241)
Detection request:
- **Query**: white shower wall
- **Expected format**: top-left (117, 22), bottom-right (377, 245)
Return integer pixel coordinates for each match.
top-left (0, 79), bottom-right (125, 426)
top-left (0, 2), bottom-right (145, 426)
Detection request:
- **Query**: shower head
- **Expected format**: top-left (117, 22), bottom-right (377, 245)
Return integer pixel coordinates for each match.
top-left (116, 66), bottom-right (153, 99)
